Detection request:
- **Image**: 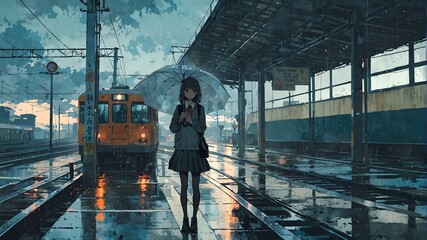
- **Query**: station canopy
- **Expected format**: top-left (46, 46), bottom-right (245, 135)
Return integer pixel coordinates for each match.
top-left (180, 0), bottom-right (426, 85)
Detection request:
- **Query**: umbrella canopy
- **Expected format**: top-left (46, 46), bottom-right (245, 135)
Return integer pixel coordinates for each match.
top-left (134, 64), bottom-right (230, 115)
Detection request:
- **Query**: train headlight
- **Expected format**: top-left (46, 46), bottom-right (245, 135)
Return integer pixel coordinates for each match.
top-left (112, 94), bottom-right (128, 101)
top-left (140, 133), bottom-right (146, 138)
top-left (98, 133), bottom-right (101, 138)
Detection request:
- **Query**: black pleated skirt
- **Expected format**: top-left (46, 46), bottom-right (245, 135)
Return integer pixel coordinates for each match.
top-left (169, 149), bottom-right (210, 173)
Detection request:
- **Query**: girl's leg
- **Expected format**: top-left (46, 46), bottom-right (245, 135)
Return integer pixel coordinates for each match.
top-left (191, 173), bottom-right (201, 218)
top-left (179, 172), bottom-right (189, 218)
top-left (190, 172), bottom-right (201, 232)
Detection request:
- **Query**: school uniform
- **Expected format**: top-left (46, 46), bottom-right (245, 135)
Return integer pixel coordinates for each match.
top-left (169, 101), bottom-right (210, 173)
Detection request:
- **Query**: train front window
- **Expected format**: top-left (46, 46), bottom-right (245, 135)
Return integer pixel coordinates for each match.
top-left (113, 104), bottom-right (127, 123)
top-left (98, 103), bottom-right (109, 123)
top-left (131, 103), bottom-right (149, 123)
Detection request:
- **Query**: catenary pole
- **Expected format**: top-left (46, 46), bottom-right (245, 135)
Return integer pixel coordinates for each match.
top-left (83, 0), bottom-right (98, 187)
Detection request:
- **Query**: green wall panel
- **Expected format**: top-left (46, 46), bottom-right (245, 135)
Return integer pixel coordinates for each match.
top-left (247, 108), bottom-right (427, 144)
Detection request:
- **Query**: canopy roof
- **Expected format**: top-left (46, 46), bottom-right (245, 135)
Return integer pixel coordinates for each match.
top-left (180, 0), bottom-right (425, 84)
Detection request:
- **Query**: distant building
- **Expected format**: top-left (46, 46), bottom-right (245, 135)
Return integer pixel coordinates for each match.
top-left (20, 114), bottom-right (36, 128)
top-left (34, 127), bottom-right (49, 140)
top-left (0, 106), bottom-right (12, 123)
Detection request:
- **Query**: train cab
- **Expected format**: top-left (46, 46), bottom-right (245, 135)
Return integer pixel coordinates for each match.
top-left (78, 86), bottom-right (159, 168)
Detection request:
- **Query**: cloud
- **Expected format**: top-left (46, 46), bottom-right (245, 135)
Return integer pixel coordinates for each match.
top-left (0, 0), bottom-right (214, 126)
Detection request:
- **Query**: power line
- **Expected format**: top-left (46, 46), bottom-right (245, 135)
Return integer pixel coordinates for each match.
top-left (0, 35), bottom-right (17, 48)
top-left (106, 2), bottom-right (126, 80)
top-left (0, 70), bottom-right (70, 100)
top-left (0, 48), bottom-right (121, 58)
top-left (0, 70), bottom-right (49, 93)
top-left (19, 0), bottom-right (78, 55)
top-left (100, 34), bottom-right (115, 70)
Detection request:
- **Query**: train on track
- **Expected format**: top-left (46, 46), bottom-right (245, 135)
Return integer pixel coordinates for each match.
top-left (247, 83), bottom-right (427, 159)
top-left (78, 86), bottom-right (159, 168)
top-left (0, 123), bottom-right (33, 145)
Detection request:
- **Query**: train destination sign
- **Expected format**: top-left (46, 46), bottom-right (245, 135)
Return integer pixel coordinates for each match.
top-left (272, 67), bottom-right (309, 90)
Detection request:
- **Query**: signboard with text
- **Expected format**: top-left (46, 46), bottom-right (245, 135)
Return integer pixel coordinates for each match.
top-left (272, 67), bottom-right (309, 90)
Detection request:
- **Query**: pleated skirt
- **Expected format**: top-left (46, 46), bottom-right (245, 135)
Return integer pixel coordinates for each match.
top-left (169, 149), bottom-right (210, 173)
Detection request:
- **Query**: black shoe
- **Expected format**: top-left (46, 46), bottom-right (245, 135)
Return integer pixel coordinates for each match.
top-left (189, 217), bottom-right (197, 233)
top-left (181, 217), bottom-right (190, 233)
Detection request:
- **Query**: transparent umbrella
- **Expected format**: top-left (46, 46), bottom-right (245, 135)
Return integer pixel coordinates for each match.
top-left (134, 64), bottom-right (230, 114)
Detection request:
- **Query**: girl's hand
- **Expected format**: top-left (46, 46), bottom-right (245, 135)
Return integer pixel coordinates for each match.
top-left (186, 114), bottom-right (192, 125)
top-left (179, 112), bottom-right (187, 122)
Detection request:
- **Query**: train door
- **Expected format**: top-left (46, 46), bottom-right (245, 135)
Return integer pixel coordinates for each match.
top-left (111, 103), bottom-right (129, 146)
top-left (97, 102), bottom-right (110, 147)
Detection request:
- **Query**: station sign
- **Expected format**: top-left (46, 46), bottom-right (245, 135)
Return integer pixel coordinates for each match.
top-left (272, 67), bottom-right (309, 90)
top-left (46, 61), bottom-right (58, 73)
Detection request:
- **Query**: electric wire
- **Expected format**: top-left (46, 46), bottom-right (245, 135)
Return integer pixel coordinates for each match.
top-left (105, 1), bottom-right (127, 84)
top-left (19, 0), bottom-right (75, 53)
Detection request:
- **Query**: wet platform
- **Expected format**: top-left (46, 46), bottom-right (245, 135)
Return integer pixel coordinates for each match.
top-left (42, 169), bottom-right (217, 239)
top-left (41, 148), bottom-right (275, 239)
top-left (38, 143), bottom-right (426, 239)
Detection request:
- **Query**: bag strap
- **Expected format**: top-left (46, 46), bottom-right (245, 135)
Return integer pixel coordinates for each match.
top-left (196, 103), bottom-right (205, 136)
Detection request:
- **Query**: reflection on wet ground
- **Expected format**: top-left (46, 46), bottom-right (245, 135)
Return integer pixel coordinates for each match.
top-left (42, 153), bottom-right (280, 239)
top-left (209, 144), bottom-right (427, 240)
top-left (39, 144), bottom-right (426, 240)
top-left (43, 166), bottom-right (185, 239)
top-left (0, 153), bottom-right (80, 188)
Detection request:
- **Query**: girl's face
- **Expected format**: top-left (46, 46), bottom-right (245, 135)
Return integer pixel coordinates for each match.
top-left (184, 87), bottom-right (197, 100)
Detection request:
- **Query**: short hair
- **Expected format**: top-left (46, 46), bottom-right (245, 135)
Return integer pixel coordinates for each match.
top-left (179, 77), bottom-right (202, 103)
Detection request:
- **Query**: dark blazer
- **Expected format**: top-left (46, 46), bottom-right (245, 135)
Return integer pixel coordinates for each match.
top-left (169, 104), bottom-right (206, 150)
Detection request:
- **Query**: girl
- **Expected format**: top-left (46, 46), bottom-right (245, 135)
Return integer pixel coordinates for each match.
top-left (169, 76), bottom-right (210, 233)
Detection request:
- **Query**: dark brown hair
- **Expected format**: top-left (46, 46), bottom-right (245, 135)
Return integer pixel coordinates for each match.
top-left (179, 77), bottom-right (202, 103)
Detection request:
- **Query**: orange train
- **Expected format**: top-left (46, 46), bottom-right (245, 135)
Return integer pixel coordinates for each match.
top-left (78, 86), bottom-right (159, 168)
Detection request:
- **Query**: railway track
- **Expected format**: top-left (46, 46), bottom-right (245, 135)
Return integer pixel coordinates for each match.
top-left (159, 144), bottom-right (426, 239)
top-left (0, 143), bottom-right (78, 168)
top-left (0, 156), bottom-right (82, 239)
top-left (223, 147), bottom-right (427, 204)
top-left (158, 147), bottom-right (350, 239)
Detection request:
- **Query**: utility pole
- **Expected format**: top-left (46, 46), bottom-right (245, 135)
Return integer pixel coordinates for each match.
top-left (58, 105), bottom-right (61, 141)
top-left (50, 72), bottom-right (54, 149)
top-left (68, 112), bottom-right (70, 139)
top-left (83, 0), bottom-right (99, 187)
top-left (43, 61), bottom-right (59, 151)
top-left (112, 47), bottom-right (118, 87)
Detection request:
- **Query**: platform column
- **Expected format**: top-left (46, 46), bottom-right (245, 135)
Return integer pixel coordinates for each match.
top-left (238, 68), bottom-right (246, 156)
top-left (309, 73), bottom-right (315, 155)
top-left (351, 6), bottom-right (364, 163)
top-left (257, 62), bottom-right (266, 159)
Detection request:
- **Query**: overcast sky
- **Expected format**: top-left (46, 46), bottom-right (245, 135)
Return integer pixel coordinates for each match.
top-left (0, 0), bottom-right (425, 132)
top-left (0, 0), bottom-right (234, 129)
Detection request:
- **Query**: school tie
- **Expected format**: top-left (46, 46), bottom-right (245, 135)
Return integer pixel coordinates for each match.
top-left (187, 104), bottom-right (193, 114)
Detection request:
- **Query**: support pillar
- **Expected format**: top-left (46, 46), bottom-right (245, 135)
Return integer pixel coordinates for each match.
top-left (309, 73), bottom-right (315, 155)
top-left (238, 69), bottom-right (246, 155)
top-left (351, 6), bottom-right (364, 163)
top-left (408, 41), bottom-right (415, 85)
top-left (364, 56), bottom-right (371, 161)
top-left (257, 63), bottom-right (266, 159)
